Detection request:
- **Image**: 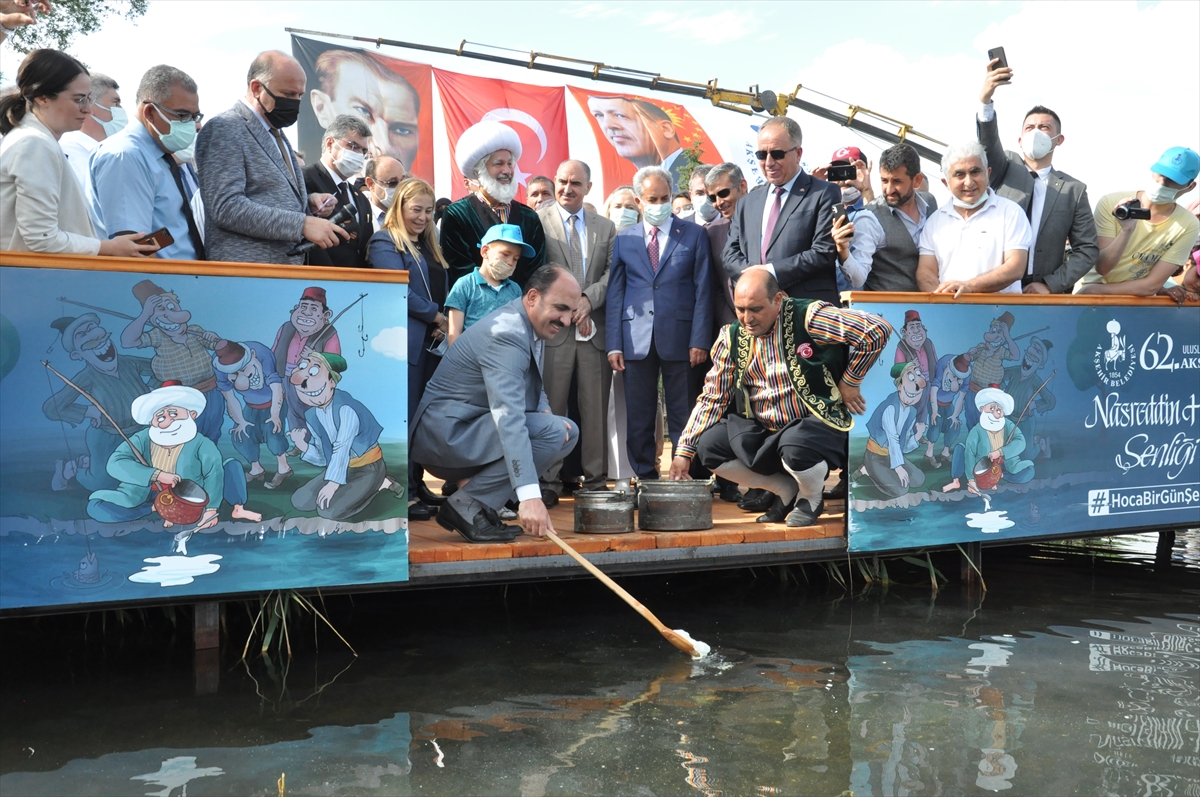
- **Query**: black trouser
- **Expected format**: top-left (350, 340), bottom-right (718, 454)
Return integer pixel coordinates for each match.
top-left (696, 414), bottom-right (847, 475)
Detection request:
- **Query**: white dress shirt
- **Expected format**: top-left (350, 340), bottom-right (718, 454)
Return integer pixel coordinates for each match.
top-left (557, 203), bottom-right (588, 277)
top-left (1026, 164), bottom-right (1051, 274)
top-left (642, 216), bottom-right (672, 251)
top-left (918, 189), bottom-right (1031, 294)
top-left (59, 130), bottom-right (99, 195)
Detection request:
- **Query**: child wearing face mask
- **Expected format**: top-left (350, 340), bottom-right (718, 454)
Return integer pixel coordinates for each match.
top-left (443, 223), bottom-right (533, 345)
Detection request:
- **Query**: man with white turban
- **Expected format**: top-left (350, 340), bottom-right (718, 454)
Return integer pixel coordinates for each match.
top-left (942, 384), bottom-right (1035, 495)
top-left (439, 120), bottom-right (546, 287)
top-left (87, 381), bottom-right (261, 528)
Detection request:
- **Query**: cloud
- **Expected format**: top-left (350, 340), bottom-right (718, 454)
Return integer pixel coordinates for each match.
top-left (640, 9), bottom-right (756, 45)
top-left (370, 326), bottom-right (408, 362)
top-left (566, 2), bottom-right (624, 19)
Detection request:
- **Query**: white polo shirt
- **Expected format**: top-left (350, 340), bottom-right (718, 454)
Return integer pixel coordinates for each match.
top-left (918, 189), bottom-right (1031, 294)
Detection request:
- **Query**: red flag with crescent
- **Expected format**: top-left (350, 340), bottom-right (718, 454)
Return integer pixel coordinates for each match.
top-left (568, 86), bottom-right (721, 195)
top-left (434, 69), bottom-right (569, 202)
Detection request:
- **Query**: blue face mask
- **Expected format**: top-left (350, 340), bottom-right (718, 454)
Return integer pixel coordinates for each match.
top-left (149, 103), bottom-right (197, 154)
top-left (93, 102), bottom-right (128, 137)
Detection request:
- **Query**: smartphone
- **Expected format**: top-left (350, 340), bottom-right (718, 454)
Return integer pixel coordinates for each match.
top-left (827, 163), bottom-right (857, 182)
top-left (988, 47), bottom-right (1009, 72)
top-left (135, 227), bottom-right (174, 248)
top-left (832, 203), bottom-right (851, 238)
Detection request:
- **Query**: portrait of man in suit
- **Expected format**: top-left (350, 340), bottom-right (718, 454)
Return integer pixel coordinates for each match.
top-left (302, 114), bottom-right (373, 268)
top-left (588, 95), bottom-right (686, 191)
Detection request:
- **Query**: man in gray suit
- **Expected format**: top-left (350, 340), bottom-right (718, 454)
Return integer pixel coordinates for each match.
top-left (411, 266), bottom-right (581, 543)
top-left (537, 160), bottom-right (616, 496)
top-left (977, 57), bottom-right (1098, 293)
top-left (195, 51), bottom-right (348, 265)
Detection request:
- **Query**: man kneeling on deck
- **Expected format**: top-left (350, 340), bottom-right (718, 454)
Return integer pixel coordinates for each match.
top-left (411, 266), bottom-right (580, 543)
top-left (668, 269), bottom-right (891, 526)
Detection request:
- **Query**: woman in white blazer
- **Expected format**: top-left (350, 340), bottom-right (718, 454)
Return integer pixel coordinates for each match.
top-left (0, 49), bottom-right (155, 256)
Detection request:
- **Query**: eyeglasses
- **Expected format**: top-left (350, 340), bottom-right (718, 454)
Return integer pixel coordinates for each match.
top-left (706, 187), bottom-right (733, 203)
top-left (376, 178), bottom-right (402, 188)
top-left (337, 139), bottom-right (370, 155)
top-left (57, 93), bottom-right (93, 110)
top-left (755, 147), bottom-right (798, 161)
top-left (147, 101), bottom-right (204, 124)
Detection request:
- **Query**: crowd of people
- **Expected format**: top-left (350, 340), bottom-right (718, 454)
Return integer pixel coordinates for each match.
top-left (1, 42), bottom-right (1198, 543)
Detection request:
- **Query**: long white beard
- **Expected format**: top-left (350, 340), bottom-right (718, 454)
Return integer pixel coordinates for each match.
top-left (478, 170), bottom-right (519, 205)
top-left (149, 417), bottom-right (198, 446)
top-left (979, 412), bottom-right (1007, 433)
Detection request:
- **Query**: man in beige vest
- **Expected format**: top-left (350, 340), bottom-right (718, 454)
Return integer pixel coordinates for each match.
top-left (537, 159), bottom-right (617, 495)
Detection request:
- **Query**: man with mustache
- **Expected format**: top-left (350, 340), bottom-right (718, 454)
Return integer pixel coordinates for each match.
top-left (862, 361), bottom-right (928, 498)
top-left (270, 286), bottom-right (341, 457)
top-left (942, 385), bottom-right (1035, 495)
top-left (212, 339), bottom-right (290, 488)
top-left (43, 313), bottom-right (155, 492)
top-left (439, 120), bottom-right (546, 288)
top-left (86, 382), bottom-right (260, 527)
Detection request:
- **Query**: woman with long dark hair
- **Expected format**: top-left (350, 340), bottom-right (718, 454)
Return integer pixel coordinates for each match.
top-left (368, 177), bottom-right (450, 520)
top-left (0, 49), bottom-right (155, 256)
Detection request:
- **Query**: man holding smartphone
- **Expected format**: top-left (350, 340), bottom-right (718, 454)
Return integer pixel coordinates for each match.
top-left (977, 54), bottom-right (1098, 294)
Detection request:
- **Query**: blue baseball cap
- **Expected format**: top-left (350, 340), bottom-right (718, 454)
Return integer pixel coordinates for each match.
top-left (1151, 147), bottom-right (1200, 186)
top-left (478, 223), bottom-right (535, 258)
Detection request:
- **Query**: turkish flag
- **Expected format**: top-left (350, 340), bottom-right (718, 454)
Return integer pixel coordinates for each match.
top-left (434, 69), bottom-right (568, 201)
top-left (569, 86), bottom-right (721, 196)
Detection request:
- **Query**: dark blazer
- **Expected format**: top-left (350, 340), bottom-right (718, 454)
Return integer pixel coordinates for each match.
top-left (303, 161), bottom-right (372, 268)
top-left (705, 218), bottom-right (737, 328)
top-left (537, 204), bottom-right (616, 351)
top-left (368, 230), bottom-right (447, 370)
top-left (977, 112), bottom-right (1099, 293)
top-left (723, 171), bottom-right (841, 303)
top-left (194, 101), bottom-right (308, 264)
top-left (605, 216), bottom-right (713, 361)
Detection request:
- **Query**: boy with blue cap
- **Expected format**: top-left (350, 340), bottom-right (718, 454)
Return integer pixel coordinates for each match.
top-left (445, 224), bottom-right (535, 345)
top-left (1076, 146), bottom-right (1200, 298)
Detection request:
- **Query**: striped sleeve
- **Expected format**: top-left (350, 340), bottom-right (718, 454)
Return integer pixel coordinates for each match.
top-left (806, 303), bottom-right (893, 386)
top-left (675, 326), bottom-right (738, 459)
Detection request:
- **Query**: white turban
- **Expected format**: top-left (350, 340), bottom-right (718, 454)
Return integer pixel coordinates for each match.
top-left (132, 384), bottom-right (207, 425)
top-left (974, 386), bottom-right (1014, 415)
top-left (454, 120), bottom-right (522, 178)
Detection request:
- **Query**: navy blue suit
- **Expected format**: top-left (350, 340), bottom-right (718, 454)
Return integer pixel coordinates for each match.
top-left (606, 216), bottom-right (713, 478)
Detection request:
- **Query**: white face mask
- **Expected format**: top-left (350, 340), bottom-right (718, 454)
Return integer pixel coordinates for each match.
top-left (840, 186), bottom-right (862, 204)
top-left (609, 207), bottom-right (639, 230)
top-left (952, 191), bottom-right (989, 210)
top-left (175, 143), bottom-right (195, 163)
top-left (1020, 129), bottom-right (1055, 160)
top-left (692, 194), bottom-right (718, 222)
top-left (377, 185), bottom-right (396, 209)
top-left (1144, 181), bottom-right (1181, 205)
top-left (93, 103), bottom-right (128, 137)
top-left (333, 146), bottom-right (365, 179)
top-left (642, 202), bottom-right (672, 226)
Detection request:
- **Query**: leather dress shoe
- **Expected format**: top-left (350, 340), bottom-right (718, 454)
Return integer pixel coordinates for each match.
top-left (756, 494), bottom-right (795, 523)
top-left (416, 483), bottom-right (445, 506)
top-left (716, 478), bottom-right (741, 503)
top-left (786, 499), bottom-right (824, 527)
top-left (437, 500), bottom-right (519, 543)
top-left (739, 488), bottom-right (774, 512)
top-left (541, 488), bottom-right (560, 509)
top-left (823, 475), bottom-right (847, 501)
top-left (408, 500), bottom-right (437, 522)
top-left (441, 482), bottom-right (458, 498)
top-left (478, 504), bottom-right (522, 535)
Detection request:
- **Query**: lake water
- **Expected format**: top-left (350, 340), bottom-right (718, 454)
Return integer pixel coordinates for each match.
top-left (1, 531), bottom-right (1197, 796)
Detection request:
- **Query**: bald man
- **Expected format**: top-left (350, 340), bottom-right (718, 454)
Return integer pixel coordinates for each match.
top-left (196, 50), bottom-right (349, 264)
top-left (669, 269), bottom-right (891, 527)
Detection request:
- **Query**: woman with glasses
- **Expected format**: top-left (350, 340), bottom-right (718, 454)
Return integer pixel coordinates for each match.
top-left (0, 49), bottom-right (156, 257)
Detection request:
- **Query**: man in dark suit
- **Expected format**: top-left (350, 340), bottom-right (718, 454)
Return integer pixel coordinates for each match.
top-left (724, 116), bottom-right (841, 303)
top-left (195, 50), bottom-right (348, 265)
top-left (302, 114), bottom-right (373, 268)
top-left (606, 166), bottom-right (713, 481)
top-left (977, 57), bottom-right (1098, 293)
top-left (411, 267), bottom-right (580, 543)
top-left (703, 163), bottom-right (749, 328)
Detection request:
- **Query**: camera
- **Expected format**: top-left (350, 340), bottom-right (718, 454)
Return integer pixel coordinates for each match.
top-left (1112, 199), bottom-right (1151, 221)
top-left (827, 163), bottom-right (857, 182)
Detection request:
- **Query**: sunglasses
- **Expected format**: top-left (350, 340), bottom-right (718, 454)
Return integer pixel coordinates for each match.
top-left (706, 187), bottom-right (733, 203)
top-left (755, 147), bottom-right (797, 161)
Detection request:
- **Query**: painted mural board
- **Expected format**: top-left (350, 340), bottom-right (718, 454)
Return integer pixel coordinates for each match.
top-left (0, 261), bottom-right (409, 613)
top-left (847, 300), bottom-right (1200, 553)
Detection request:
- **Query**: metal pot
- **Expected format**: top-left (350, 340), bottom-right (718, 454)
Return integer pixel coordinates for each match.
top-left (574, 491), bottom-right (636, 534)
top-left (973, 455), bottom-right (1004, 491)
top-left (637, 480), bottom-right (713, 531)
top-left (154, 479), bottom-right (208, 525)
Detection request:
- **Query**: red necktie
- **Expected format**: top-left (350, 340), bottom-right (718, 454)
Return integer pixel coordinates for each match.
top-left (648, 227), bottom-right (660, 272)
top-left (761, 186), bottom-right (785, 262)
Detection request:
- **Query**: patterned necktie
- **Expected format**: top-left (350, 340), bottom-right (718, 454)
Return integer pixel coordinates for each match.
top-left (761, 186), bottom-right (786, 262)
top-left (568, 214), bottom-right (585, 281)
top-left (648, 226), bottom-right (660, 273)
top-left (270, 128), bottom-right (298, 189)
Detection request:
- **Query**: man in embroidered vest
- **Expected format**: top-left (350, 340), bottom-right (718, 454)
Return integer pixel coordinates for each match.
top-left (439, 120), bottom-right (547, 289)
top-left (287, 351), bottom-right (399, 521)
top-left (668, 268), bottom-right (891, 526)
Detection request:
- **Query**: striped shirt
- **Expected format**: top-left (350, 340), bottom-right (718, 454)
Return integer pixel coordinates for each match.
top-left (676, 302), bottom-right (891, 458)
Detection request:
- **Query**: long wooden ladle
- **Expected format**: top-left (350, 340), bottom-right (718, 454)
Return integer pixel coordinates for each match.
top-left (546, 531), bottom-right (708, 658)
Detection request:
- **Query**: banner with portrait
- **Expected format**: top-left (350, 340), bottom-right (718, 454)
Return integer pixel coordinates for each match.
top-left (846, 300), bottom-right (1200, 553)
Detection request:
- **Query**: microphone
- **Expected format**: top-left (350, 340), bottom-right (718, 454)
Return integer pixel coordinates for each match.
top-left (287, 204), bottom-right (360, 256)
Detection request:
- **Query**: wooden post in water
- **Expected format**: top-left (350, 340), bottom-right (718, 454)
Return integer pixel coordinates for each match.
top-left (960, 542), bottom-right (983, 595)
top-left (194, 601), bottom-right (220, 695)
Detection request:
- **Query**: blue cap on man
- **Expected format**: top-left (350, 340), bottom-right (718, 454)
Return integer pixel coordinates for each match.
top-left (1151, 147), bottom-right (1200, 186)
top-left (478, 223), bottom-right (536, 258)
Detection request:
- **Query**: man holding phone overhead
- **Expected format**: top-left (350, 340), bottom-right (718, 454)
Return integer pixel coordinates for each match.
top-left (976, 50), bottom-right (1098, 294)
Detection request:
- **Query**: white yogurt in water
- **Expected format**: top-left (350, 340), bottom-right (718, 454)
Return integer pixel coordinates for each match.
top-left (673, 629), bottom-right (712, 659)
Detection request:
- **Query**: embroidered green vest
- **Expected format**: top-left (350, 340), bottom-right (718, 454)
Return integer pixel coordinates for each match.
top-left (728, 298), bottom-right (852, 431)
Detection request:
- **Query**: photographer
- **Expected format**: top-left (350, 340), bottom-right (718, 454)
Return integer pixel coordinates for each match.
top-left (1075, 147), bottom-right (1199, 298)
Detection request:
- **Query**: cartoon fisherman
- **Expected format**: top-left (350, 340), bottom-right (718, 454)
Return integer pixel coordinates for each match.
top-left (1002, 336), bottom-right (1056, 459)
top-left (288, 352), bottom-right (399, 520)
top-left (964, 312), bottom-right (1019, 431)
top-left (926, 353), bottom-right (972, 468)
top-left (894, 309), bottom-right (938, 442)
top-left (212, 340), bottom-right (292, 489)
top-left (87, 382), bottom-right (261, 528)
top-left (43, 314), bottom-right (154, 491)
top-left (942, 385), bottom-right (1035, 495)
top-left (119, 280), bottom-right (223, 443)
top-left (862, 361), bottom-right (927, 498)
top-left (270, 287), bottom-right (341, 450)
